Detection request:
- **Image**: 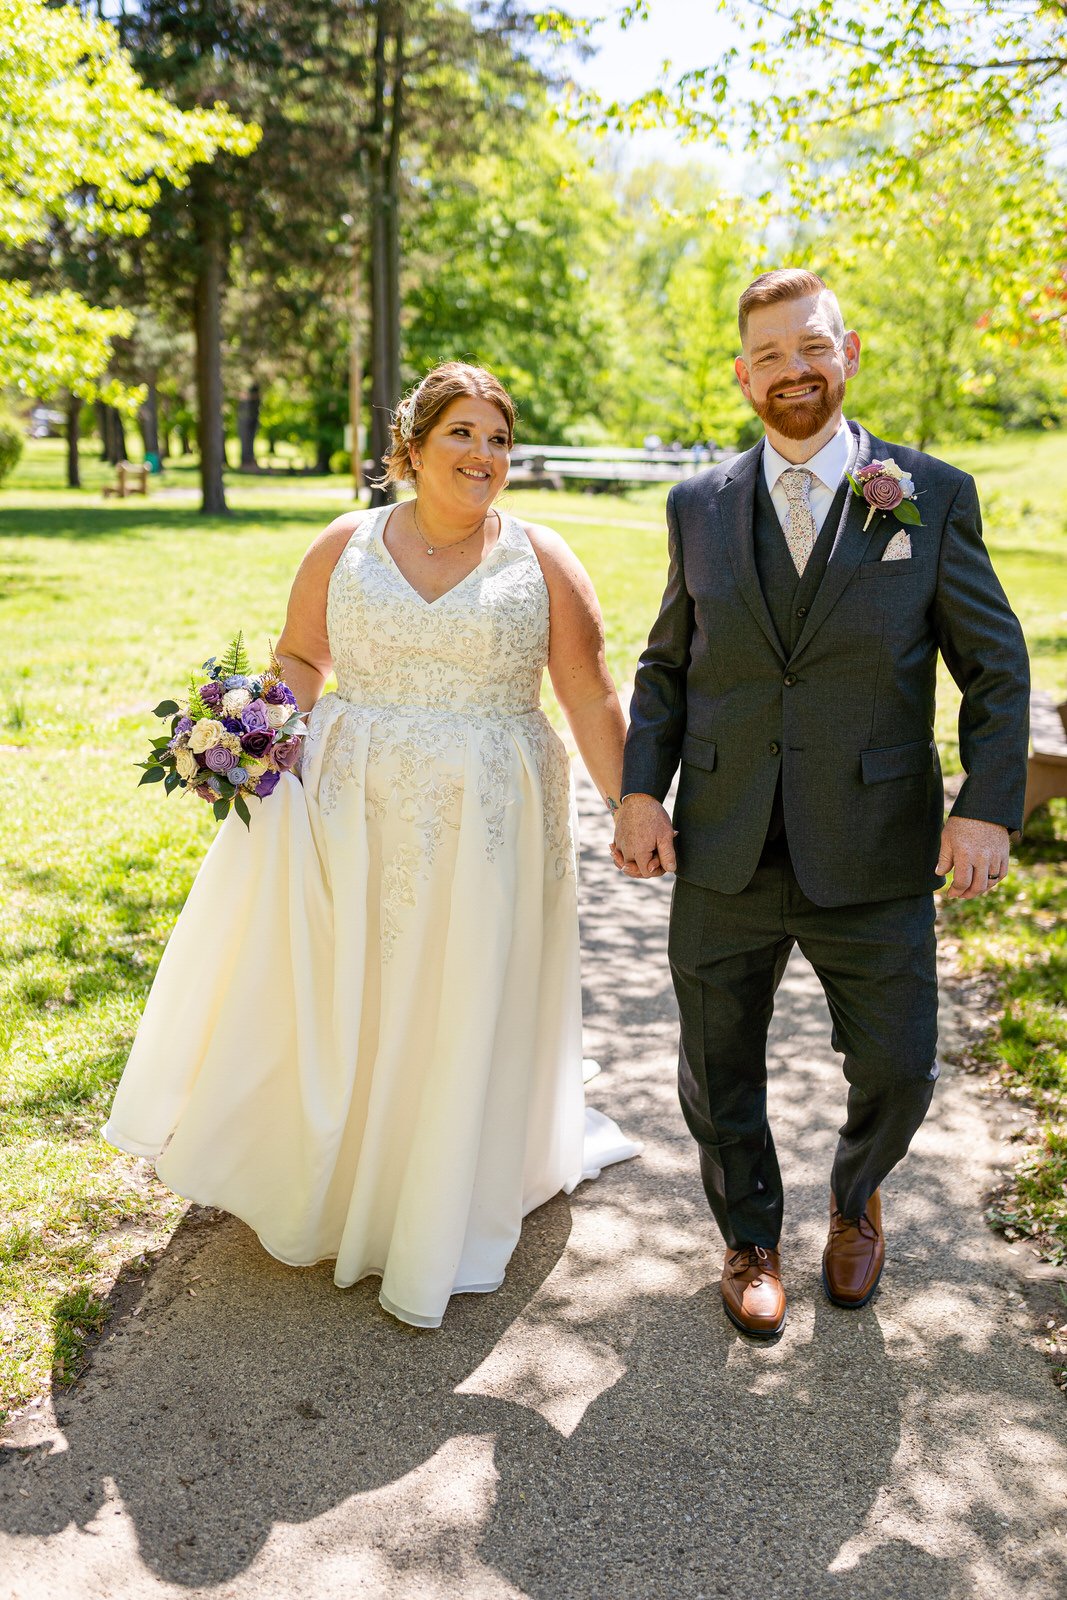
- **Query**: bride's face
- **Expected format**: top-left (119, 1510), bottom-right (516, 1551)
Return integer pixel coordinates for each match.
top-left (414, 397), bottom-right (511, 513)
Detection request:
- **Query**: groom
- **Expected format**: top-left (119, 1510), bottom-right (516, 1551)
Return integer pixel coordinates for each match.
top-left (613, 269), bottom-right (1029, 1338)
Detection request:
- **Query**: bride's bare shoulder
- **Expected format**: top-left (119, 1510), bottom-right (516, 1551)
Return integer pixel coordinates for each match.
top-left (296, 511), bottom-right (367, 578)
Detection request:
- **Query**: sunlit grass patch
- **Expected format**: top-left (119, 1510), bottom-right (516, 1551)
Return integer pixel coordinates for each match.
top-left (944, 800), bottom-right (1067, 1263)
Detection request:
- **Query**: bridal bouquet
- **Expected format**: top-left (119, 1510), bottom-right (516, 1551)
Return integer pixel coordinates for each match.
top-left (136, 634), bottom-right (307, 827)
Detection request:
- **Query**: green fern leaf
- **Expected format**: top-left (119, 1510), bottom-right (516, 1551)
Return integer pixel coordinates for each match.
top-left (186, 674), bottom-right (212, 721)
top-left (218, 632), bottom-right (251, 679)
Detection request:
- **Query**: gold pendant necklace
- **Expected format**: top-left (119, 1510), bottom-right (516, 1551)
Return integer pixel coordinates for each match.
top-left (412, 503), bottom-right (494, 556)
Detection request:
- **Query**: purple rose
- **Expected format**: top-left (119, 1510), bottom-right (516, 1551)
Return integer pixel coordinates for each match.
top-left (240, 729), bottom-right (273, 758)
top-left (222, 716), bottom-right (244, 734)
top-left (264, 682), bottom-right (297, 707)
top-left (854, 460), bottom-right (887, 482)
top-left (272, 737), bottom-right (302, 772)
top-left (174, 716), bottom-right (195, 735)
top-left (194, 751), bottom-right (209, 769)
top-left (228, 766), bottom-right (251, 786)
top-left (193, 783), bottom-right (217, 802)
top-left (223, 675), bottom-right (252, 691)
top-left (255, 770), bottom-right (280, 798)
top-left (199, 681), bottom-right (223, 707)
top-left (204, 744), bottom-right (237, 773)
top-left (241, 700), bottom-right (271, 735)
top-left (862, 473), bottom-right (904, 512)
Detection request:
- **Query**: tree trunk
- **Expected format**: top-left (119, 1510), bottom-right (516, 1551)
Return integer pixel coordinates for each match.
top-left (191, 167), bottom-right (229, 516)
top-left (96, 401), bottom-right (109, 461)
top-left (349, 229), bottom-right (365, 500)
top-left (66, 393), bottom-right (81, 489)
top-left (138, 382), bottom-right (160, 461)
top-left (107, 406), bottom-right (128, 465)
top-left (237, 381), bottom-right (261, 470)
top-left (368, 2), bottom-right (401, 508)
top-left (385, 16), bottom-right (404, 411)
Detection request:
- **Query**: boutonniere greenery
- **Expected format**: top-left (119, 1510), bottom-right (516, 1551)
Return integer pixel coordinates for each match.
top-left (847, 458), bottom-right (923, 533)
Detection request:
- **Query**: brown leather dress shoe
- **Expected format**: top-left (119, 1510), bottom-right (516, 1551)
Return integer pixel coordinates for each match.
top-left (822, 1188), bottom-right (885, 1308)
top-left (720, 1244), bottom-right (787, 1339)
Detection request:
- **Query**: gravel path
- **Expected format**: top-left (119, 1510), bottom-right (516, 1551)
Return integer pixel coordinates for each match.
top-left (2, 774), bottom-right (1065, 1599)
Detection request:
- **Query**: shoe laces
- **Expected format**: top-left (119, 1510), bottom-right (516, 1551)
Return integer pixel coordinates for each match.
top-left (729, 1244), bottom-right (778, 1280)
top-left (830, 1209), bottom-right (878, 1242)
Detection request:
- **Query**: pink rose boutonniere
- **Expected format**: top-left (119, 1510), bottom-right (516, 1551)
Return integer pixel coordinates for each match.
top-left (847, 458), bottom-right (923, 533)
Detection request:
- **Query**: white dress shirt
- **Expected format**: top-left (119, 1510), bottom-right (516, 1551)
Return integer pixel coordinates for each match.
top-left (764, 419), bottom-right (855, 537)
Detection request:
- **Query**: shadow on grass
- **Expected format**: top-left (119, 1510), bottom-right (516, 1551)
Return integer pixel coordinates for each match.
top-left (1026, 634), bottom-right (1067, 661)
top-left (1, 854), bottom-right (187, 1078)
top-left (0, 550), bottom-right (70, 605)
top-left (0, 503), bottom-right (331, 542)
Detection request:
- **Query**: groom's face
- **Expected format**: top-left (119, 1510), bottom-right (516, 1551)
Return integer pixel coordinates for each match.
top-left (735, 293), bottom-right (860, 442)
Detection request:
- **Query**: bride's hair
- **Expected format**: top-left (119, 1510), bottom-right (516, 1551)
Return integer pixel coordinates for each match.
top-left (378, 362), bottom-right (517, 489)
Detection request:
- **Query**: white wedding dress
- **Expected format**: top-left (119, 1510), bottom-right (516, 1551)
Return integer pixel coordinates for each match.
top-left (105, 506), bottom-right (639, 1327)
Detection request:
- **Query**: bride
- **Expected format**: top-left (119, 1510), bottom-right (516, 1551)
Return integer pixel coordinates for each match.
top-left (105, 361), bottom-right (639, 1328)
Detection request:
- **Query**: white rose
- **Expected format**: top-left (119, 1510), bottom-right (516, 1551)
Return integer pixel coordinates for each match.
top-left (264, 701), bottom-right (291, 729)
top-left (175, 748), bottom-right (199, 781)
top-left (222, 688), bottom-right (251, 716)
top-left (240, 758), bottom-right (269, 780)
top-left (187, 718), bottom-right (224, 753)
top-left (880, 459), bottom-right (905, 480)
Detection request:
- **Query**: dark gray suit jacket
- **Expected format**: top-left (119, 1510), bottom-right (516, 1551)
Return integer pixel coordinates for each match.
top-left (621, 422), bottom-right (1031, 906)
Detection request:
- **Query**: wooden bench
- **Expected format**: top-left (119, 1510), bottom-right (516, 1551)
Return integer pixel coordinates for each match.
top-left (102, 460), bottom-right (149, 499)
top-left (506, 444), bottom-right (725, 493)
top-left (1023, 689), bottom-right (1067, 828)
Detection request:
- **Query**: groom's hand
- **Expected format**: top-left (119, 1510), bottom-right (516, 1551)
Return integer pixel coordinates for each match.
top-left (612, 794), bottom-right (677, 878)
top-left (936, 816), bottom-right (1011, 899)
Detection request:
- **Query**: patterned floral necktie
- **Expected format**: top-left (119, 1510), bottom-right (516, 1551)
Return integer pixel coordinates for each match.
top-left (779, 467), bottom-right (818, 576)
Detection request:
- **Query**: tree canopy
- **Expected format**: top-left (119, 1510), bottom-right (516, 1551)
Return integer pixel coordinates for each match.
top-left (0, 0), bottom-right (257, 402)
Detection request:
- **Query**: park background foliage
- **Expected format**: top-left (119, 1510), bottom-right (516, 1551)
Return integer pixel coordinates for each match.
top-left (0, 0), bottom-right (1065, 1408)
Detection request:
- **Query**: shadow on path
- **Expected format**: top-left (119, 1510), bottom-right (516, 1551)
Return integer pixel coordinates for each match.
top-left (1, 777), bottom-right (1065, 1598)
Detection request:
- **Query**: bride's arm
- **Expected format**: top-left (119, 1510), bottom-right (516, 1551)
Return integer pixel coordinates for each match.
top-left (524, 521), bottom-right (626, 810)
top-left (275, 513), bottom-right (362, 713)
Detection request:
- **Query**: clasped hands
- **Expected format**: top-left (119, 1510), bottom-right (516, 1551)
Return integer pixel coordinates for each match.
top-left (611, 796), bottom-right (1010, 898)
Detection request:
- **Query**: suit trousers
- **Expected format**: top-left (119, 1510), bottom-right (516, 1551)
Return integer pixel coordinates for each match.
top-left (668, 838), bottom-right (940, 1249)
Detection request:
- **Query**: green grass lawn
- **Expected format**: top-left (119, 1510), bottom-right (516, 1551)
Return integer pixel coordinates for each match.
top-left (1, 429), bottom-right (1065, 1419)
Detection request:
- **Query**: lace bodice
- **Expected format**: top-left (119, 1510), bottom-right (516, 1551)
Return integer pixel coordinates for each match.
top-left (326, 507), bottom-right (549, 716)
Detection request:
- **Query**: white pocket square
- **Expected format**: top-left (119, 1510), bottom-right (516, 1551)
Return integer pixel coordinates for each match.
top-left (881, 531), bottom-right (912, 561)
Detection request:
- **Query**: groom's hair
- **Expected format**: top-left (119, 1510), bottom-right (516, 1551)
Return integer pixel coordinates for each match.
top-left (738, 269), bottom-right (845, 344)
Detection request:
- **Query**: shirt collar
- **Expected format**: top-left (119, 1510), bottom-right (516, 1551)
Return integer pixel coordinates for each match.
top-left (763, 418), bottom-right (854, 495)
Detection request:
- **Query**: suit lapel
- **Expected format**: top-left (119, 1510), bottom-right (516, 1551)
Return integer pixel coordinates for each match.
top-left (715, 442), bottom-right (785, 662)
top-left (789, 422), bottom-right (879, 662)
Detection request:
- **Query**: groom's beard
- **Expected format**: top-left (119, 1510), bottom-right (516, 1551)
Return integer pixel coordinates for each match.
top-left (750, 373), bottom-right (845, 441)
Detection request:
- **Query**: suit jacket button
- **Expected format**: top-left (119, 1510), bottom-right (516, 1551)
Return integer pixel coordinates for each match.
top-left (783, 673), bottom-right (797, 686)
top-left (769, 741), bottom-right (780, 755)
top-left (796, 606), bottom-right (807, 618)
